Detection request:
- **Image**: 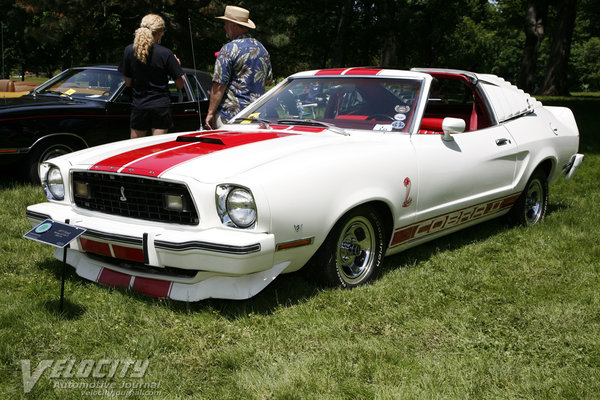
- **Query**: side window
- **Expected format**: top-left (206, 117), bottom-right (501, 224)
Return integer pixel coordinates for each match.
top-left (424, 77), bottom-right (492, 132)
top-left (186, 74), bottom-right (208, 101)
top-left (114, 87), bottom-right (132, 104)
top-left (429, 79), bottom-right (472, 105)
top-left (169, 80), bottom-right (190, 104)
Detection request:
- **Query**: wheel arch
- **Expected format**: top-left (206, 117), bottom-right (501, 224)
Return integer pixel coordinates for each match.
top-left (27, 133), bottom-right (89, 153)
top-left (537, 157), bottom-right (554, 181)
top-left (327, 199), bottom-right (395, 252)
top-left (25, 133), bottom-right (88, 183)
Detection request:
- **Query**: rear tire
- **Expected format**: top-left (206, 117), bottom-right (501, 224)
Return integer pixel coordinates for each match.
top-left (507, 169), bottom-right (548, 226)
top-left (310, 206), bottom-right (385, 288)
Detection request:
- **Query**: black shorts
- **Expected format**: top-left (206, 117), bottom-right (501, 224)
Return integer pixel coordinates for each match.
top-left (130, 107), bottom-right (173, 131)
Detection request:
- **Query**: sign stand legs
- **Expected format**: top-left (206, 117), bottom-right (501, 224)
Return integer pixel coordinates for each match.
top-left (60, 246), bottom-right (67, 312)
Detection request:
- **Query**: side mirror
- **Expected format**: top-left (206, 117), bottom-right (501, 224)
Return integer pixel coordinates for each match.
top-left (442, 117), bottom-right (466, 141)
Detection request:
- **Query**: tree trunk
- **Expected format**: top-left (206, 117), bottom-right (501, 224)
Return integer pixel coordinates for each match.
top-left (540, 0), bottom-right (578, 96)
top-left (517, 1), bottom-right (548, 93)
top-left (332, 0), bottom-right (353, 67)
top-left (379, 0), bottom-right (398, 67)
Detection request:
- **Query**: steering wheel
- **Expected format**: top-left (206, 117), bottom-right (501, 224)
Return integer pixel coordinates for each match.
top-left (367, 114), bottom-right (395, 121)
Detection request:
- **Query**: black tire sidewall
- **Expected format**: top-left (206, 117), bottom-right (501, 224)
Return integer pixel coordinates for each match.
top-left (321, 206), bottom-right (386, 288)
top-left (507, 169), bottom-right (549, 226)
top-left (27, 140), bottom-right (79, 183)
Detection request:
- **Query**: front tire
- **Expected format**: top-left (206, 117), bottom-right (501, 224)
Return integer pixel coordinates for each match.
top-left (312, 206), bottom-right (386, 288)
top-left (26, 139), bottom-right (82, 184)
top-left (507, 169), bottom-right (548, 226)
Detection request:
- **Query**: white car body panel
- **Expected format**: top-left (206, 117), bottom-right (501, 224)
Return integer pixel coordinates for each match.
top-left (26, 67), bottom-right (582, 301)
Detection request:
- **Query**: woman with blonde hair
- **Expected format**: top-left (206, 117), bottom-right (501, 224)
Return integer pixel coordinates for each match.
top-left (119, 14), bottom-right (184, 138)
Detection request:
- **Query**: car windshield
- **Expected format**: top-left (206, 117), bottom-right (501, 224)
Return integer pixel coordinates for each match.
top-left (37, 69), bottom-right (124, 99)
top-left (234, 77), bottom-right (423, 132)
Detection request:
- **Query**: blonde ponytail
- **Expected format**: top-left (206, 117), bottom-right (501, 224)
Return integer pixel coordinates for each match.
top-left (132, 14), bottom-right (165, 63)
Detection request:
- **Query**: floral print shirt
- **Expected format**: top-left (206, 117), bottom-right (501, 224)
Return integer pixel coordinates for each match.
top-left (213, 34), bottom-right (272, 121)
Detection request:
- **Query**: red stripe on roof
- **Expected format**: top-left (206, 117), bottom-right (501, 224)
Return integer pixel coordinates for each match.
top-left (313, 68), bottom-right (381, 76)
top-left (314, 68), bottom-right (348, 76)
top-left (344, 68), bottom-right (382, 75)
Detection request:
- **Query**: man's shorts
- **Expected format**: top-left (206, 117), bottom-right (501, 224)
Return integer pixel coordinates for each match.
top-left (130, 107), bottom-right (173, 131)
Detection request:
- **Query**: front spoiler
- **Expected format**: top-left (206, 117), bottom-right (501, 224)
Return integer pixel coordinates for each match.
top-left (26, 202), bottom-right (286, 301)
top-left (56, 248), bottom-right (289, 301)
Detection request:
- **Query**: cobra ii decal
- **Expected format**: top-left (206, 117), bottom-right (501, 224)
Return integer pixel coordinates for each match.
top-left (391, 193), bottom-right (520, 248)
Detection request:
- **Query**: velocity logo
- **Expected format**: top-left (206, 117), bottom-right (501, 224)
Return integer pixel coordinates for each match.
top-left (20, 359), bottom-right (149, 393)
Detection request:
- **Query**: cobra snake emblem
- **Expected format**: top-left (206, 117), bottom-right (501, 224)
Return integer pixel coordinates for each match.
top-left (402, 177), bottom-right (412, 207)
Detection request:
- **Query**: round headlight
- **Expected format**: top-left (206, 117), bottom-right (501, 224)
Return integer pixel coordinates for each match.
top-left (46, 167), bottom-right (65, 200)
top-left (226, 188), bottom-right (256, 228)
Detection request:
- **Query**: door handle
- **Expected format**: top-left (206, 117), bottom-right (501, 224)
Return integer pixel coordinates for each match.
top-left (495, 138), bottom-right (511, 146)
top-left (184, 109), bottom-right (198, 113)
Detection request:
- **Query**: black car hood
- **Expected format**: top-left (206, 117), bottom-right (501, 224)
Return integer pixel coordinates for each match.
top-left (0, 94), bottom-right (83, 110)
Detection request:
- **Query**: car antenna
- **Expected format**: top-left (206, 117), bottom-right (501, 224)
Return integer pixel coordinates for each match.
top-left (188, 16), bottom-right (203, 131)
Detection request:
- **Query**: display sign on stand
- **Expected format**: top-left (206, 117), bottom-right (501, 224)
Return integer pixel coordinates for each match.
top-left (24, 219), bottom-right (86, 312)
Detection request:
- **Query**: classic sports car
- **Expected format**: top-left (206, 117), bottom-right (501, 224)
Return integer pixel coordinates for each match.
top-left (1, 66), bottom-right (211, 182)
top-left (26, 67), bottom-right (584, 301)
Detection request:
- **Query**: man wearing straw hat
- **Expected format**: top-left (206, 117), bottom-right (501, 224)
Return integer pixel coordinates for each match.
top-left (206, 5), bottom-right (272, 129)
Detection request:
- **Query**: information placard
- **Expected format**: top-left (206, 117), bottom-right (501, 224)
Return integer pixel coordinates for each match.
top-left (24, 220), bottom-right (86, 248)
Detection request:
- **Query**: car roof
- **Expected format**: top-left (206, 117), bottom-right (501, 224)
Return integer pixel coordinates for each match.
top-left (289, 67), bottom-right (431, 80)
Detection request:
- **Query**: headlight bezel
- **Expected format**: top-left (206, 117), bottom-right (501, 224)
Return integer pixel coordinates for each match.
top-left (216, 184), bottom-right (257, 229)
top-left (42, 163), bottom-right (65, 201)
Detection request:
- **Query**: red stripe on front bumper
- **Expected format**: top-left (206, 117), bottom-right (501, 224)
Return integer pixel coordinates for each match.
top-left (132, 277), bottom-right (172, 298)
top-left (98, 268), bottom-right (131, 289)
top-left (80, 238), bottom-right (111, 257)
top-left (112, 245), bottom-right (144, 263)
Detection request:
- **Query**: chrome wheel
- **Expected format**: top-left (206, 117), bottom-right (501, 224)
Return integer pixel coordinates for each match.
top-left (506, 169), bottom-right (548, 226)
top-left (336, 216), bottom-right (377, 285)
top-left (524, 178), bottom-right (544, 224)
top-left (309, 206), bottom-right (385, 288)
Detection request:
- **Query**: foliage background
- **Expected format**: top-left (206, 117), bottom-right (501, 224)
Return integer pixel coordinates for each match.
top-left (1, 0), bottom-right (599, 92)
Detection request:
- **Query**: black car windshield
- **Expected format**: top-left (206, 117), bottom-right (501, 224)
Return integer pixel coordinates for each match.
top-left (233, 77), bottom-right (423, 132)
top-left (37, 69), bottom-right (124, 99)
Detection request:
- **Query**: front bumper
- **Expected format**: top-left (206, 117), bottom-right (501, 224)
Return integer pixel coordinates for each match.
top-left (26, 202), bottom-right (284, 301)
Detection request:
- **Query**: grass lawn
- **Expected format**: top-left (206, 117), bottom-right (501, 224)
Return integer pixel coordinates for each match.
top-left (0, 95), bottom-right (598, 399)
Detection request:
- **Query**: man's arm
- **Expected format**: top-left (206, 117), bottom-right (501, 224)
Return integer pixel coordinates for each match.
top-left (174, 76), bottom-right (184, 89)
top-left (205, 82), bottom-right (227, 129)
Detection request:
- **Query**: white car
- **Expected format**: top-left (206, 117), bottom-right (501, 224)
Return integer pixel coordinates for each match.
top-left (26, 67), bottom-right (584, 301)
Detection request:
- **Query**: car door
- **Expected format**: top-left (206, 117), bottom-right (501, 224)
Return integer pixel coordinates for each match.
top-left (410, 126), bottom-right (518, 232)
top-left (169, 74), bottom-right (206, 133)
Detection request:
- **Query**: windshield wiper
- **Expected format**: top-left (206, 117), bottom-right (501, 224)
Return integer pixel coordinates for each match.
top-left (277, 119), bottom-right (348, 136)
top-left (231, 116), bottom-right (272, 129)
top-left (41, 90), bottom-right (73, 100)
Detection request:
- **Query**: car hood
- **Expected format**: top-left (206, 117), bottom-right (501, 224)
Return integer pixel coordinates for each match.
top-left (0, 94), bottom-right (83, 110)
top-left (66, 126), bottom-right (347, 182)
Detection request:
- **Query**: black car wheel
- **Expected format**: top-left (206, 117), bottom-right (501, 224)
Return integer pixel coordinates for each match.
top-left (27, 139), bottom-right (83, 183)
top-left (311, 206), bottom-right (386, 288)
top-left (507, 169), bottom-right (548, 226)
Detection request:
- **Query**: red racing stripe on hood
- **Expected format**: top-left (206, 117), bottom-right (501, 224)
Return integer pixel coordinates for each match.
top-left (91, 131), bottom-right (295, 177)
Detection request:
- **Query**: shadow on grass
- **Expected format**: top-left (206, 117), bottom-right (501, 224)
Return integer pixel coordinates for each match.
top-left (32, 200), bottom-right (574, 319)
top-left (380, 201), bottom-right (570, 277)
top-left (43, 298), bottom-right (87, 320)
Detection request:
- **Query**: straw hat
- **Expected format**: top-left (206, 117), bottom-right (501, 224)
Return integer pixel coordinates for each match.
top-left (216, 6), bottom-right (256, 29)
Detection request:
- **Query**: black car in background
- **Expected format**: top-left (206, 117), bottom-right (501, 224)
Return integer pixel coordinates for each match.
top-left (0, 65), bottom-right (211, 182)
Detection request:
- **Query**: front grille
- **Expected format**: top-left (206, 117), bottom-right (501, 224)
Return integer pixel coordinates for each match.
top-left (72, 171), bottom-right (199, 225)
